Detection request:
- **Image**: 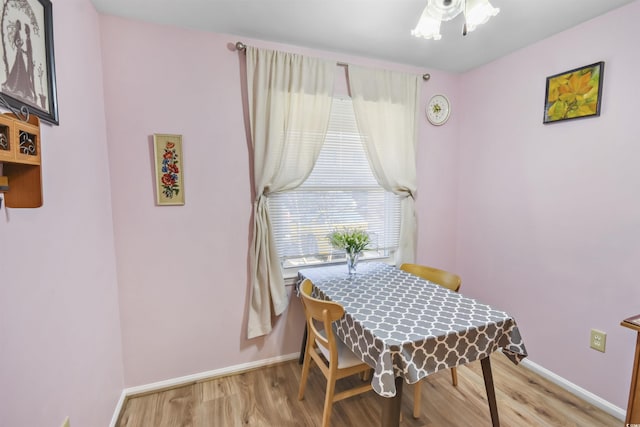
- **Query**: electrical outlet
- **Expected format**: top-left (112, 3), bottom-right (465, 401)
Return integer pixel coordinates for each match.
top-left (590, 329), bottom-right (606, 352)
top-left (61, 416), bottom-right (70, 427)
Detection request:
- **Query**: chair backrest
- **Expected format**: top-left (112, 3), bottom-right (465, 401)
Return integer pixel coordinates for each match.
top-left (299, 279), bottom-right (344, 357)
top-left (400, 263), bottom-right (462, 292)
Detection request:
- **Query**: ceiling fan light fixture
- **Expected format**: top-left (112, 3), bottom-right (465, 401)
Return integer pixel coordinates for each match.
top-left (412, 0), bottom-right (499, 40)
top-left (411, 8), bottom-right (443, 40)
top-left (464, 0), bottom-right (500, 32)
top-left (425, 0), bottom-right (464, 22)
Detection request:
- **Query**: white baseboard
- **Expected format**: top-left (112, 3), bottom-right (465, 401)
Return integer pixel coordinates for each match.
top-left (109, 390), bottom-right (127, 427)
top-left (520, 358), bottom-right (626, 421)
top-left (109, 352), bottom-right (299, 426)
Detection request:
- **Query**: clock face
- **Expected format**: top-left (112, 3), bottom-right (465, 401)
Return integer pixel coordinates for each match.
top-left (427, 94), bottom-right (451, 125)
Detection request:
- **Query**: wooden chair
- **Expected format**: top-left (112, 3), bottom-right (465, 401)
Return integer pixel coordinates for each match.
top-left (297, 279), bottom-right (373, 427)
top-left (400, 263), bottom-right (462, 419)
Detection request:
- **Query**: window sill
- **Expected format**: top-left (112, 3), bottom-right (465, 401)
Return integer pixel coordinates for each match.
top-left (282, 257), bottom-right (395, 287)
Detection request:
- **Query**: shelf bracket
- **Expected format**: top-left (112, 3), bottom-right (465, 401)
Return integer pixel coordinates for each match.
top-left (0, 94), bottom-right (29, 123)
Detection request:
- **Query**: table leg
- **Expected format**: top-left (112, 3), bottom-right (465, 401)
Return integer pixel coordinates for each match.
top-left (298, 324), bottom-right (307, 365)
top-left (380, 376), bottom-right (403, 427)
top-left (624, 332), bottom-right (640, 423)
top-left (480, 356), bottom-right (500, 427)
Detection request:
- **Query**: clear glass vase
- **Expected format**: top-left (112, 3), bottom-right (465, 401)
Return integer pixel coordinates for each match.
top-left (346, 251), bottom-right (360, 276)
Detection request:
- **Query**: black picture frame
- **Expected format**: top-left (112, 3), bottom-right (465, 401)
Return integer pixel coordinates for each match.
top-left (0, 0), bottom-right (58, 125)
top-left (543, 61), bottom-right (604, 124)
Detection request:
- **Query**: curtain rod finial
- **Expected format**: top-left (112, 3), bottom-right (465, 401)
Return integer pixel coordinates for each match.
top-left (235, 41), bottom-right (246, 52)
top-left (422, 73), bottom-right (430, 81)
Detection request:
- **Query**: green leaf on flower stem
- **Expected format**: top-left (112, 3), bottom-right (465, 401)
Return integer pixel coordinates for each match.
top-left (328, 227), bottom-right (370, 254)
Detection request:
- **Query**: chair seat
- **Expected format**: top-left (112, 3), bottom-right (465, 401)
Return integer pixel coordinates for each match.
top-left (316, 329), bottom-right (364, 369)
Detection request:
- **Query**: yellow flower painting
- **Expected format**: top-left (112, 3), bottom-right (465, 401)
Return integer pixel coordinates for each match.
top-left (544, 62), bottom-right (604, 124)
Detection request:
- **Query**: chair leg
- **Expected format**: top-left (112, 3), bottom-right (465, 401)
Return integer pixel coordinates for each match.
top-left (322, 375), bottom-right (337, 427)
top-left (413, 367), bottom-right (456, 419)
top-left (361, 368), bottom-right (371, 381)
top-left (413, 380), bottom-right (422, 418)
top-left (298, 343), bottom-right (313, 400)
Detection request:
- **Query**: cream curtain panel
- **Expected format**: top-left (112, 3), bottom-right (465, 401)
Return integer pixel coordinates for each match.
top-left (246, 47), bottom-right (335, 339)
top-left (347, 66), bottom-right (420, 265)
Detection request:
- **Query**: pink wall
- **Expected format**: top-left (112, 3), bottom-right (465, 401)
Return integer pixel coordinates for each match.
top-left (3, 0), bottom-right (633, 423)
top-left (0, 0), bottom-right (124, 426)
top-left (2, 1), bottom-right (634, 423)
top-left (456, 1), bottom-right (640, 409)
top-left (99, 16), bottom-right (459, 387)
top-left (416, 72), bottom-right (460, 272)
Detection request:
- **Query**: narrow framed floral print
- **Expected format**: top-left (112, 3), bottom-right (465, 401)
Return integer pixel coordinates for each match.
top-left (153, 134), bottom-right (184, 206)
top-left (543, 61), bottom-right (604, 124)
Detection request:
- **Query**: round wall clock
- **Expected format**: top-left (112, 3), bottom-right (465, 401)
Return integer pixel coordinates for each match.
top-left (426, 94), bottom-right (451, 126)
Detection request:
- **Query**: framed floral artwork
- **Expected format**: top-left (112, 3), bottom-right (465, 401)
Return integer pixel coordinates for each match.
top-left (543, 61), bottom-right (604, 124)
top-left (153, 134), bottom-right (184, 206)
top-left (0, 0), bottom-right (58, 125)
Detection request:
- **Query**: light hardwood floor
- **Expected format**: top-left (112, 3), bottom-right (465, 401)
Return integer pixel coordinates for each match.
top-left (117, 353), bottom-right (621, 426)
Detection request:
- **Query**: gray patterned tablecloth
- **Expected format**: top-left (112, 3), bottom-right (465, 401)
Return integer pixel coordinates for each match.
top-left (298, 262), bottom-right (527, 397)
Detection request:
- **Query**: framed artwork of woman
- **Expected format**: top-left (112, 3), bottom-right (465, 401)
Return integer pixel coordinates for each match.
top-left (0, 0), bottom-right (58, 125)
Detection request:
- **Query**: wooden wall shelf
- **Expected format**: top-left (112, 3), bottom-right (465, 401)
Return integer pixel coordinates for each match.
top-left (0, 113), bottom-right (42, 208)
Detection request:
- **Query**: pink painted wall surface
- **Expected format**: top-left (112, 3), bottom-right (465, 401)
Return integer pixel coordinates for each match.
top-left (2, 1), bottom-right (635, 423)
top-left (416, 72), bottom-right (460, 272)
top-left (99, 16), bottom-right (459, 387)
top-left (0, 0), bottom-right (124, 426)
top-left (456, 1), bottom-right (640, 409)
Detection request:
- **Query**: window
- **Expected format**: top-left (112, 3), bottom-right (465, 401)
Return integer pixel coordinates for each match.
top-left (270, 96), bottom-right (401, 269)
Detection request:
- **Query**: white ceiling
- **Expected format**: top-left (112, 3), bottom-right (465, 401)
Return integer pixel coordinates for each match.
top-left (89, 0), bottom-right (636, 73)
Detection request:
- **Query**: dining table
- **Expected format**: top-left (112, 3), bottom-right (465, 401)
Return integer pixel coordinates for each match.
top-left (297, 262), bottom-right (528, 427)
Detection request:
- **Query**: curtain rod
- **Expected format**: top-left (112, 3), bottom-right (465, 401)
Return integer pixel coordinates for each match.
top-left (234, 41), bottom-right (431, 81)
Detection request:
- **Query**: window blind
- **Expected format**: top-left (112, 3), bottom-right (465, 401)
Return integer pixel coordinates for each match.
top-left (270, 96), bottom-right (401, 268)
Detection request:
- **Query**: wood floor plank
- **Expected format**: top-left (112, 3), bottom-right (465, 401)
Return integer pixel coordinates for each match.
top-left (118, 393), bottom-right (160, 427)
top-left (116, 353), bottom-right (621, 426)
